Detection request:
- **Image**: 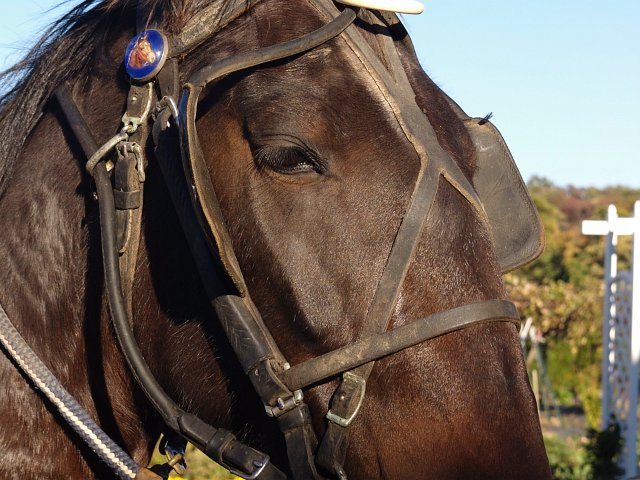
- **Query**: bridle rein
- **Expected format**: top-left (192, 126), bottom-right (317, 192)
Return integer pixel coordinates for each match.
top-left (0, 1), bottom-right (538, 479)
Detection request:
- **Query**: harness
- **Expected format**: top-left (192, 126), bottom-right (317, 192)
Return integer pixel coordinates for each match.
top-left (1, 1), bottom-right (543, 479)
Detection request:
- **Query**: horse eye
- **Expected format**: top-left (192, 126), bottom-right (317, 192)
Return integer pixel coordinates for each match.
top-left (253, 145), bottom-right (326, 175)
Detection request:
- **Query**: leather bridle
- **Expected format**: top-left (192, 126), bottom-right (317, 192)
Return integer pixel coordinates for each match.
top-left (52, 1), bottom-right (525, 479)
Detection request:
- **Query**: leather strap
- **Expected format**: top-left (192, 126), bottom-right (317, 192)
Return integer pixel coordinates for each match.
top-left (169, 0), bottom-right (260, 58)
top-left (315, 301), bottom-right (519, 476)
top-left (304, 5), bottom-right (481, 474)
top-left (380, 11), bottom-right (544, 273)
top-left (116, 83), bottom-right (152, 319)
top-left (57, 82), bottom-right (286, 480)
top-left (278, 406), bottom-right (325, 480)
top-left (150, 102), bottom-right (288, 480)
top-left (283, 300), bottom-right (519, 391)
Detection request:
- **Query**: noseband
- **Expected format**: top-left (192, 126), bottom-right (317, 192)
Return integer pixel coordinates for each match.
top-left (49, 1), bottom-right (526, 479)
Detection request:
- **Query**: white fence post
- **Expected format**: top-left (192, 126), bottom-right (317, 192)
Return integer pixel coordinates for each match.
top-left (582, 201), bottom-right (639, 478)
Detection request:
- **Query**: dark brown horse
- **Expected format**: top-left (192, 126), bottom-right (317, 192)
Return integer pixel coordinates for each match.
top-left (0, 0), bottom-right (550, 478)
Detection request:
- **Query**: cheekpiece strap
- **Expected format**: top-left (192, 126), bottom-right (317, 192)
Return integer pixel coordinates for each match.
top-left (115, 83), bottom-right (153, 319)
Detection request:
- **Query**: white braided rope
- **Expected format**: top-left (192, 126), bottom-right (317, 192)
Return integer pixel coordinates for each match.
top-left (0, 307), bottom-right (138, 479)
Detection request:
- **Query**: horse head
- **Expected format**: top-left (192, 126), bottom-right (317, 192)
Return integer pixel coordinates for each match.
top-left (0, 0), bottom-right (550, 478)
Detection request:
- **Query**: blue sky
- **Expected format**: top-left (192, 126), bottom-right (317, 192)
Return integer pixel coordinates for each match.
top-left (1, 1), bottom-right (638, 188)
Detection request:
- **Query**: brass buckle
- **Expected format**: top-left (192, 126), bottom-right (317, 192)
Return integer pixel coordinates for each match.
top-left (326, 371), bottom-right (366, 427)
top-left (159, 437), bottom-right (187, 476)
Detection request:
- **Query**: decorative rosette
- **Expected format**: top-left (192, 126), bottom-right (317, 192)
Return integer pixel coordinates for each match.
top-left (124, 30), bottom-right (168, 81)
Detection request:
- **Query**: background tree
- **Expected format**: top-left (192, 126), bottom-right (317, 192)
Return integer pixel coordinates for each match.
top-left (506, 179), bottom-right (638, 426)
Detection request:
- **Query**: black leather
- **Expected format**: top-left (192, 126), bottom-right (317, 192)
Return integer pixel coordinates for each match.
top-left (467, 118), bottom-right (544, 272)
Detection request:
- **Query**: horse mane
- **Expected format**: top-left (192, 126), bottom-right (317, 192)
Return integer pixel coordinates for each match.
top-left (0, 0), bottom-right (229, 197)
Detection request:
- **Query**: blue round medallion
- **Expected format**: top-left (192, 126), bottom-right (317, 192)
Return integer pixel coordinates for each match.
top-left (124, 30), bottom-right (168, 81)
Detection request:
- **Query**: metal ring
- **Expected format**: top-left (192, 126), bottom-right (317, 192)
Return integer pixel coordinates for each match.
top-left (120, 83), bottom-right (155, 135)
top-left (85, 132), bottom-right (129, 175)
top-left (161, 96), bottom-right (179, 122)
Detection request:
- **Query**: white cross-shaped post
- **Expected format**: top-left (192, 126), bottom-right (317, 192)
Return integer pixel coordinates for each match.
top-left (583, 201), bottom-right (639, 477)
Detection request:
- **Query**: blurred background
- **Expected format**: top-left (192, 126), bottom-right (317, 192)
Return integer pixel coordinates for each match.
top-left (1, 1), bottom-right (639, 479)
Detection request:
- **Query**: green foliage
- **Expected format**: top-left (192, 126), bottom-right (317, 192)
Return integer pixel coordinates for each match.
top-left (544, 341), bottom-right (576, 405)
top-left (544, 420), bottom-right (624, 480)
top-left (509, 179), bottom-right (640, 428)
top-left (519, 193), bottom-right (568, 283)
top-left (544, 434), bottom-right (589, 480)
top-left (516, 179), bottom-right (638, 477)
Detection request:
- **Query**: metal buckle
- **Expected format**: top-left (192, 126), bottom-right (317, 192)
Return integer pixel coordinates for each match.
top-left (156, 435), bottom-right (188, 477)
top-left (227, 455), bottom-right (270, 480)
top-left (264, 389), bottom-right (304, 417)
top-left (121, 83), bottom-right (154, 135)
top-left (85, 83), bottom-right (154, 177)
top-left (326, 371), bottom-right (367, 427)
top-left (117, 141), bottom-right (146, 182)
top-left (164, 443), bottom-right (187, 476)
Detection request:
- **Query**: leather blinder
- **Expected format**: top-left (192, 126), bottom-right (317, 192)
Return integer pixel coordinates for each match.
top-left (466, 118), bottom-right (545, 272)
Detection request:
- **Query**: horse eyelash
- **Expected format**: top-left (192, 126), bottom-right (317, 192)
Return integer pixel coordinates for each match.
top-left (253, 145), bottom-right (327, 175)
